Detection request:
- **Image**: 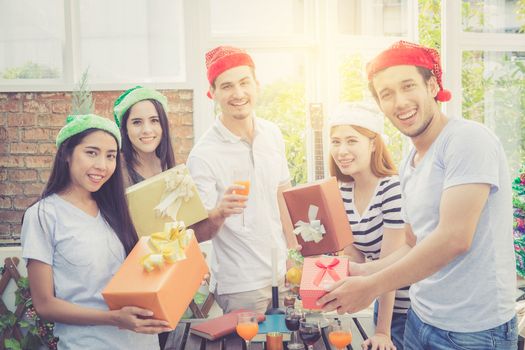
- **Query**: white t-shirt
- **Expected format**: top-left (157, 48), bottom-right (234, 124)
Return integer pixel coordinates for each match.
top-left (187, 116), bottom-right (290, 294)
top-left (400, 118), bottom-right (516, 332)
top-left (21, 194), bottom-right (159, 350)
top-left (340, 176), bottom-right (410, 314)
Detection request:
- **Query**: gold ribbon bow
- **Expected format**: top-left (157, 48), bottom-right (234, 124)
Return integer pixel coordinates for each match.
top-left (141, 221), bottom-right (192, 272)
top-left (154, 168), bottom-right (194, 221)
top-left (293, 205), bottom-right (326, 243)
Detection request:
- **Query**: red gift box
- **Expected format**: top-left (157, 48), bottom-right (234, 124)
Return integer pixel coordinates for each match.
top-left (299, 256), bottom-right (349, 310)
top-left (283, 177), bottom-right (353, 256)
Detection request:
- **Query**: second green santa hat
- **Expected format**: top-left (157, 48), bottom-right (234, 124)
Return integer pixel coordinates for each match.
top-left (113, 86), bottom-right (169, 127)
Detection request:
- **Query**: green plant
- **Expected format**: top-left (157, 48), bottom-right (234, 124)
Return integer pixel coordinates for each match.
top-left (518, 0), bottom-right (525, 33)
top-left (339, 54), bottom-right (366, 102)
top-left (0, 277), bottom-right (58, 350)
top-left (256, 79), bottom-right (307, 185)
top-left (71, 68), bottom-right (94, 115)
top-left (1, 62), bottom-right (59, 79)
top-left (418, 0), bottom-right (441, 49)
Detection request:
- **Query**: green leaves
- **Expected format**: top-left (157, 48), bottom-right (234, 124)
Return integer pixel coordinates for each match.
top-left (193, 291), bottom-right (207, 305)
top-left (71, 68), bottom-right (94, 115)
top-left (14, 277), bottom-right (30, 307)
top-left (256, 79), bottom-right (307, 185)
top-left (1, 62), bottom-right (59, 79)
top-left (4, 338), bottom-right (21, 350)
top-left (0, 312), bottom-right (17, 331)
top-left (1, 275), bottom-right (57, 349)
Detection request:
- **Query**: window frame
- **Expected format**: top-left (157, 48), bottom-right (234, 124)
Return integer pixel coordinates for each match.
top-left (442, 1), bottom-right (525, 120)
top-left (0, 0), bottom-right (191, 93)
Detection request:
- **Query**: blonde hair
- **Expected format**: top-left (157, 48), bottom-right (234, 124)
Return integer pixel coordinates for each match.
top-left (329, 125), bottom-right (397, 183)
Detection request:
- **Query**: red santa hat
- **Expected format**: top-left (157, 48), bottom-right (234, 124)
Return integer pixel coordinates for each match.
top-left (205, 46), bottom-right (255, 99)
top-left (366, 41), bottom-right (452, 102)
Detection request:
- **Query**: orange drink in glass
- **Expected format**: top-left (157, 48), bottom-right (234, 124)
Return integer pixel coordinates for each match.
top-left (233, 180), bottom-right (250, 196)
top-left (328, 321), bottom-right (352, 350)
top-left (232, 169), bottom-right (250, 227)
top-left (236, 312), bottom-right (258, 349)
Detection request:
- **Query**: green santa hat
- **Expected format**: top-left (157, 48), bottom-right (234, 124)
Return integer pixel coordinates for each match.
top-left (56, 114), bottom-right (122, 148)
top-left (113, 86), bottom-right (169, 127)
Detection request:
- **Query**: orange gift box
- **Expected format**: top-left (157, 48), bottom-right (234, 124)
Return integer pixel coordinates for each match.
top-left (283, 177), bottom-right (353, 256)
top-left (102, 235), bottom-right (209, 328)
top-left (299, 256), bottom-right (348, 310)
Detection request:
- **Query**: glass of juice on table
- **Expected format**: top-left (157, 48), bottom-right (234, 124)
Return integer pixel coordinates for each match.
top-left (232, 168), bottom-right (250, 227)
top-left (236, 312), bottom-right (258, 349)
top-left (328, 320), bottom-right (352, 350)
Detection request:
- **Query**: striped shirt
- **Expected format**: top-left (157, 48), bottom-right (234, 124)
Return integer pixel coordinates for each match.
top-left (340, 176), bottom-right (410, 314)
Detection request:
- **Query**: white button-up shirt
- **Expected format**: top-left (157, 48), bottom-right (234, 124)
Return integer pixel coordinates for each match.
top-left (187, 115), bottom-right (290, 294)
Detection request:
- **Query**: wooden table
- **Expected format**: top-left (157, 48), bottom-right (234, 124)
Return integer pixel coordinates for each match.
top-left (164, 314), bottom-right (374, 350)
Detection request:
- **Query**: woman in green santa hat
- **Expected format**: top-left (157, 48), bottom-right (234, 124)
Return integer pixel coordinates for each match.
top-left (113, 86), bottom-right (176, 187)
top-left (21, 114), bottom-right (170, 349)
top-left (113, 87), bottom-right (181, 349)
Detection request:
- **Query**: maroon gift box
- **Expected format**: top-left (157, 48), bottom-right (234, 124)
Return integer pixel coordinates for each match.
top-left (283, 177), bottom-right (353, 256)
top-left (299, 256), bottom-right (349, 310)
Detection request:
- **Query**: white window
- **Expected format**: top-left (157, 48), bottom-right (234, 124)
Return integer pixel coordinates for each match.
top-left (0, 0), bottom-right (186, 91)
top-left (78, 0), bottom-right (185, 84)
top-left (0, 0), bottom-right (65, 83)
top-left (443, 0), bottom-right (525, 176)
top-left (210, 0), bottom-right (308, 37)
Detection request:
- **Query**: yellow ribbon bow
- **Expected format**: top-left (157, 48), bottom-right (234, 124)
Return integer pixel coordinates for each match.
top-left (154, 168), bottom-right (194, 221)
top-left (141, 221), bottom-right (192, 272)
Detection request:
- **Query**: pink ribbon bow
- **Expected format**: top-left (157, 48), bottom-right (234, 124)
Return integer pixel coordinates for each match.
top-left (313, 258), bottom-right (341, 286)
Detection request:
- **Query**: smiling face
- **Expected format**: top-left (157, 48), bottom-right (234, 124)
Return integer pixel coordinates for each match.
top-left (330, 125), bottom-right (375, 177)
top-left (66, 130), bottom-right (118, 196)
top-left (125, 100), bottom-right (163, 155)
top-left (372, 65), bottom-right (440, 139)
top-left (210, 65), bottom-right (258, 121)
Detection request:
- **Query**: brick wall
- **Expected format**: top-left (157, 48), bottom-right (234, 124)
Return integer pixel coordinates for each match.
top-left (0, 90), bottom-right (194, 241)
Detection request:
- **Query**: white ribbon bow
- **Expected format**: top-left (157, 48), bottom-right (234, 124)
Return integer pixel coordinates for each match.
top-left (293, 205), bottom-right (326, 243)
top-left (154, 169), bottom-right (194, 220)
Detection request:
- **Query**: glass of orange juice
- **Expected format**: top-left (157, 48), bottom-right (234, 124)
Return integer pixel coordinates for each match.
top-left (232, 169), bottom-right (250, 227)
top-left (232, 169), bottom-right (250, 196)
top-left (236, 312), bottom-right (259, 349)
top-left (328, 320), bottom-right (352, 350)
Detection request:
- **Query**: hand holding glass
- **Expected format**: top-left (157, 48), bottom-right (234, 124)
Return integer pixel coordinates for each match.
top-left (232, 169), bottom-right (250, 226)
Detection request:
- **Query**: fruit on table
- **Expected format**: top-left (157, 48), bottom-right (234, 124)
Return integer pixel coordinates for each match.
top-left (286, 266), bottom-right (302, 285)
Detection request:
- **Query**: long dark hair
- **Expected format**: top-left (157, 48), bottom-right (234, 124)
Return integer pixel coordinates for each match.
top-left (120, 99), bottom-right (176, 184)
top-left (39, 129), bottom-right (138, 255)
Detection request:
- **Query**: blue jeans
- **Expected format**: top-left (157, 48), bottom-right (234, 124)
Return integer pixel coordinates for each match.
top-left (404, 308), bottom-right (517, 350)
top-left (373, 301), bottom-right (407, 350)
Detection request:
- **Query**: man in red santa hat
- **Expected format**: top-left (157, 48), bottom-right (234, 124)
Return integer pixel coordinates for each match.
top-left (319, 41), bottom-right (517, 349)
top-left (187, 46), bottom-right (296, 314)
